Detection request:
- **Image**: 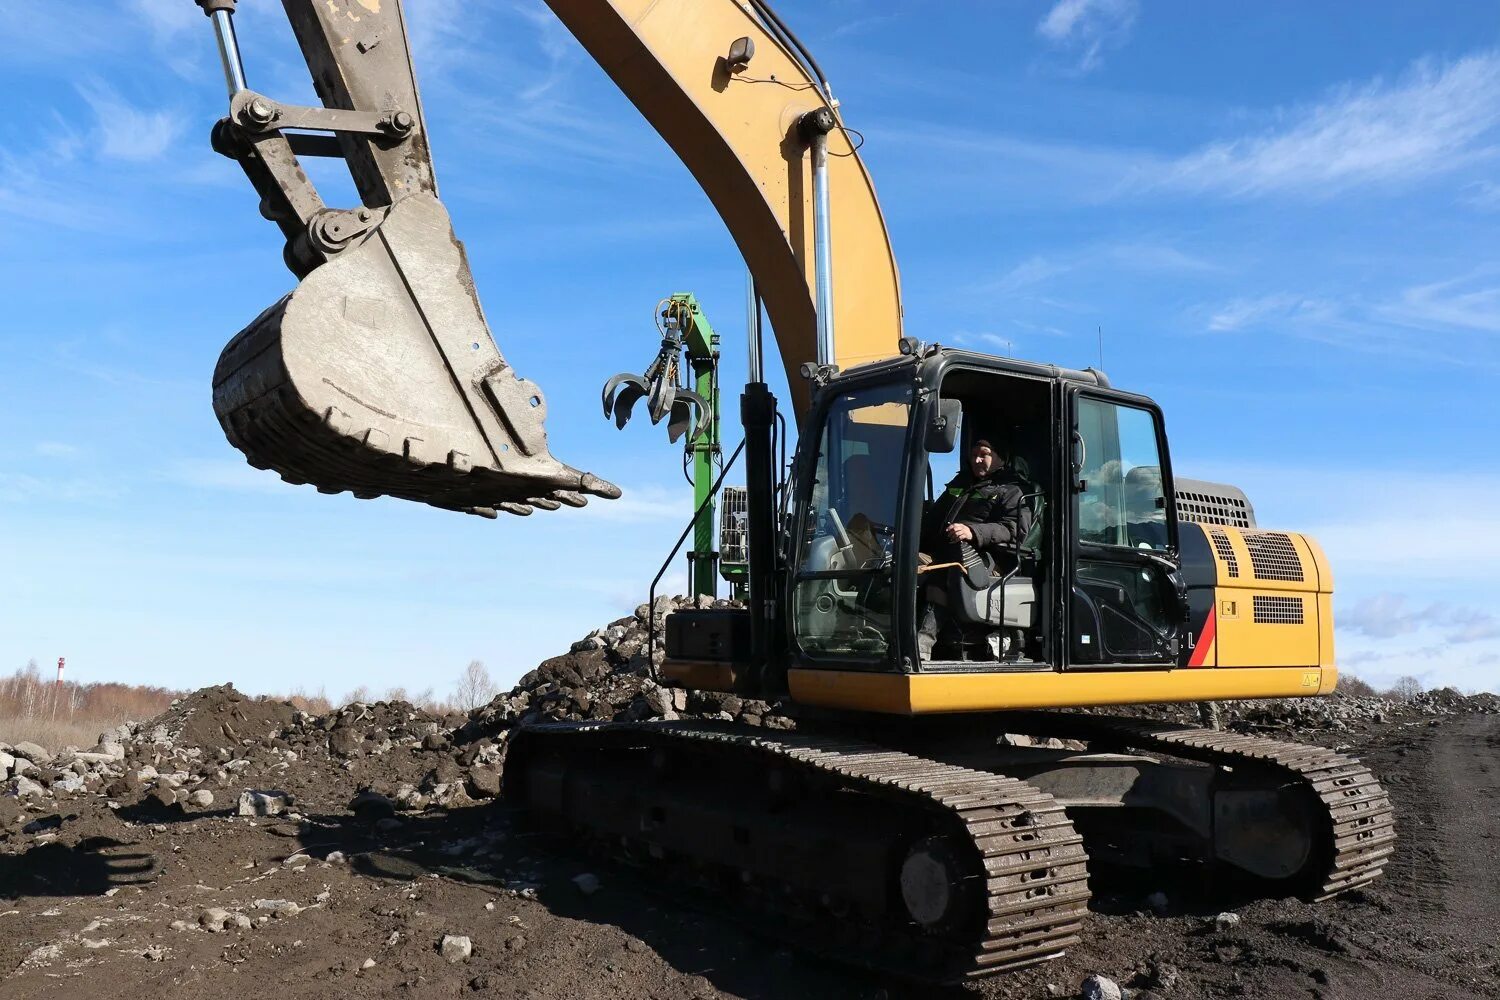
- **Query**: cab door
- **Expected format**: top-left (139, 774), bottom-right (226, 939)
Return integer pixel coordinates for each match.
top-left (1065, 390), bottom-right (1186, 667)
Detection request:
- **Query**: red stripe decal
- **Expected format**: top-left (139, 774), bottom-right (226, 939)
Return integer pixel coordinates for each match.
top-left (1188, 604), bottom-right (1216, 668)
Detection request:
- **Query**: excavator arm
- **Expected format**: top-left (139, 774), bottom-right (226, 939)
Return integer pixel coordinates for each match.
top-left (194, 0), bottom-right (902, 517)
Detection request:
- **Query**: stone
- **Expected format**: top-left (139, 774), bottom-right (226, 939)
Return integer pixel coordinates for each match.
top-left (440, 934), bottom-right (473, 962)
top-left (467, 767), bottom-right (501, 799)
top-left (1081, 974), bottom-right (1123, 1000)
top-left (141, 945), bottom-right (167, 962)
top-left (325, 851), bottom-right (346, 864)
top-left (1146, 890), bottom-right (1170, 914)
top-left (11, 741), bottom-right (51, 764)
top-left (253, 898), bottom-right (301, 917)
top-left (145, 787), bottom-right (181, 813)
top-left (188, 789), bottom-right (215, 808)
top-left (422, 733), bottom-right (451, 751)
top-left (200, 907), bottom-right (235, 932)
top-left (642, 685), bottom-right (672, 717)
top-left (52, 775), bottom-right (85, 794)
top-left (0, 751), bottom-right (14, 777)
top-left (349, 789), bottom-right (396, 820)
top-left (328, 728), bottom-right (363, 757)
top-left (572, 872), bottom-right (602, 896)
top-left (375, 817), bottom-right (403, 833)
top-left (361, 958), bottom-right (376, 970)
top-left (1214, 911), bottom-right (1241, 931)
top-left (1147, 960), bottom-right (1180, 992)
top-left (11, 775), bottom-right (46, 798)
top-left (238, 789), bottom-right (292, 817)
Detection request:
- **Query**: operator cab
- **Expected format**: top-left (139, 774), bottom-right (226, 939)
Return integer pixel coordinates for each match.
top-left (788, 347), bottom-right (1187, 677)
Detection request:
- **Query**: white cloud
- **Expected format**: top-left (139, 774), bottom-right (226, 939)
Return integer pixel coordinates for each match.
top-left (1159, 51), bottom-right (1500, 197)
top-left (1036, 0), bottom-right (1138, 74)
top-left (574, 483), bottom-right (688, 524)
top-left (1205, 294), bottom-right (1338, 333)
top-left (1377, 269), bottom-right (1500, 334)
top-left (34, 442), bottom-right (81, 459)
top-left (994, 255), bottom-right (1073, 294)
top-left (130, 0), bottom-right (199, 42)
top-left (1465, 180), bottom-right (1500, 210)
top-left (77, 81), bottom-right (182, 163)
top-left (1344, 593), bottom-right (1500, 643)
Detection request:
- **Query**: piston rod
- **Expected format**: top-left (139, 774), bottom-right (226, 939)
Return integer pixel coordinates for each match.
top-left (799, 109), bottom-right (838, 368)
top-left (746, 270), bottom-right (764, 383)
top-left (197, 0), bottom-right (248, 97)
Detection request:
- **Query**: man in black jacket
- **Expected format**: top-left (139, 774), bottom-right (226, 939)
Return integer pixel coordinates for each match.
top-left (918, 438), bottom-right (1033, 659)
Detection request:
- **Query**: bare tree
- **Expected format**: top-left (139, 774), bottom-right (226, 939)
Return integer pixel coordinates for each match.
top-left (454, 660), bottom-right (498, 712)
top-left (1338, 674), bottom-right (1377, 697)
top-left (343, 685), bottom-right (371, 707)
top-left (1388, 676), bottom-right (1423, 701)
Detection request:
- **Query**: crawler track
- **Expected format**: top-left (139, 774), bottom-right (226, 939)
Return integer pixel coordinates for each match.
top-left (505, 721), bottom-right (1091, 982)
top-left (995, 713), bottom-right (1397, 899)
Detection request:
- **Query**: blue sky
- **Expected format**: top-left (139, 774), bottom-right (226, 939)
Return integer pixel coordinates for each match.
top-left (2, 0), bottom-right (1497, 699)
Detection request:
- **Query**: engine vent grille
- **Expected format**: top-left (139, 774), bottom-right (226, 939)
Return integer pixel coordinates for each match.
top-left (719, 486), bottom-right (749, 566)
top-left (1253, 594), bottom-right (1305, 625)
top-left (1208, 527), bottom-right (1240, 578)
top-left (1243, 531), bottom-right (1305, 581)
top-left (1176, 478), bottom-right (1255, 529)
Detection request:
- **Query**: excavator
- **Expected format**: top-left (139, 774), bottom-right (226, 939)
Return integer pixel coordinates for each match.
top-left (190, 0), bottom-right (1395, 982)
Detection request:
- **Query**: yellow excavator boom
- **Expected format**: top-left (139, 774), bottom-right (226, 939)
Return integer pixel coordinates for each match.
top-left (543, 0), bottom-right (904, 411)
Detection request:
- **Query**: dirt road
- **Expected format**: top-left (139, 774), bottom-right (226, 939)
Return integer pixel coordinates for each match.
top-left (1, 709), bottom-right (1495, 999)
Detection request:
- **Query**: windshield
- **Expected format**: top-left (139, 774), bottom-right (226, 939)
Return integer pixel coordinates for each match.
top-left (792, 381), bottom-right (913, 658)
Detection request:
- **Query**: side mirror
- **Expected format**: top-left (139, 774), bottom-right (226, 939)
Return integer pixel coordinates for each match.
top-left (924, 399), bottom-right (961, 454)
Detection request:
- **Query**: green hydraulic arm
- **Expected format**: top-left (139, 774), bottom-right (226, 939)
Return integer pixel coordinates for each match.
top-left (602, 293), bottom-right (741, 599)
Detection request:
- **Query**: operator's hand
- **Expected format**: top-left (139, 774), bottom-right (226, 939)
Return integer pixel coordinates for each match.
top-left (945, 523), bottom-right (974, 543)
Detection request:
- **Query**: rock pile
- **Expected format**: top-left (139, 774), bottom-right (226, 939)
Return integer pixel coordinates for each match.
top-left (3, 595), bottom-right (1493, 851)
top-left (457, 595), bottom-right (790, 743)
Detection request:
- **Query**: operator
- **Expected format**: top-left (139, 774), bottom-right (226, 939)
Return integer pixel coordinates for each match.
top-left (917, 438), bottom-right (1033, 659)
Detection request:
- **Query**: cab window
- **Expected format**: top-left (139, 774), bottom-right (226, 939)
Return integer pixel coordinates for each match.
top-left (1076, 398), bottom-right (1168, 551)
top-left (792, 382), bottom-right (912, 659)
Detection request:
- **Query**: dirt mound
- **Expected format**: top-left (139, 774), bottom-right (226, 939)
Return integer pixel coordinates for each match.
top-left (142, 683), bottom-right (298, 755)
top-left (3, 603), bottom-right (1497, 999)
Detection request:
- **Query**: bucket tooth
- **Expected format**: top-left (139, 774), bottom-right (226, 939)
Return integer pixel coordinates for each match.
top-left (212, 192), bottom-right (618, 515)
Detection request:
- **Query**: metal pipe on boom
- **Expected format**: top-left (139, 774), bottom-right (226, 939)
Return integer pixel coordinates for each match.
top-left (800, 108), bottom-right (838, 368)
top-left (196, 0), bottom-right (248, 96)
top-left (746, 271), bottom-right (763, 383)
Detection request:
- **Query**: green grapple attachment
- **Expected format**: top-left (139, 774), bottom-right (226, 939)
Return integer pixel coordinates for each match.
top-left (196, 0), bottom-right (617, 517)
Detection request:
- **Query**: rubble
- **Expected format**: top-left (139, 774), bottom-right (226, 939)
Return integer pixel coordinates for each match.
top-left (1081, 973), bottom-right (1123, 1000)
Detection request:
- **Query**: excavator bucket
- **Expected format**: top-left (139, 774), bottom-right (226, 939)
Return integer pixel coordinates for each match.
top-left (213, 193), bottom-right (619, 517)
top-left (195, 0), bottom-right (616, 518)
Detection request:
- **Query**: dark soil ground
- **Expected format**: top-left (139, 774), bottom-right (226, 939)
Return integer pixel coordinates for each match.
top-left (1, 703), bottom-right (1495, 999)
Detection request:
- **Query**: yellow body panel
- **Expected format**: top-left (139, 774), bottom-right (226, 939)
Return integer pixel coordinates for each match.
top-left (788, 666), bottom-right (1327, 716)
top-left (663, 524), bottom-right (1342, 710)
top-left (1203, 528), bottom-right (1331, 673)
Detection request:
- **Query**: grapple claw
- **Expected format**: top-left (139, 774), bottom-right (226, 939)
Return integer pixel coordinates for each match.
top-left (212, 193), bottom-right (618, 515)
top-left (666, 389), bottom-right (712, 444)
